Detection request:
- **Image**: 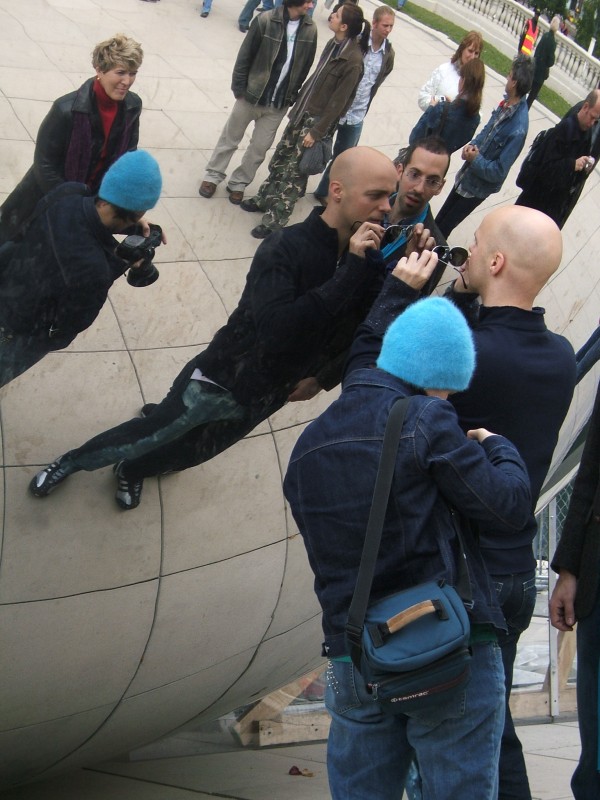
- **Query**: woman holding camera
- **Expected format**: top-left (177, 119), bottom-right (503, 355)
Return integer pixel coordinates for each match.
top-left (0, 33), bottom-right (143, 244)
top-left (410, 58), bottom-right (485, 155)
top-left (418, 30), bottom-right (483, 112)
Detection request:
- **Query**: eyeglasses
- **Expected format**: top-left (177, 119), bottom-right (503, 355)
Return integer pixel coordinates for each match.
top-left (432, 245), bottom-right (469, 290)
top-left (381, 223), bottom-right (414, 249)
top-left (432, 245), bottom-right (469, 267)
top-left (403, 168), bottom-right (444, 190)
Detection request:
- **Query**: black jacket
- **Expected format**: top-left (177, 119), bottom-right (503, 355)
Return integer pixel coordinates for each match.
top-left (0, 78), bottom-right (141, 242)
top-left (552, 381), bottom-right (600, 620)
top-left (0, 183), bottom-right (127, 349)
top-left (194, 208), bottom-right (384, 407)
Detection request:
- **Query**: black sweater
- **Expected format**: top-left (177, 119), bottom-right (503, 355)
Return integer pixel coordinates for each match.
top-left (448, 293), bottom-right (576, 575)
top-left (195, 208), bottom-right (384, 407)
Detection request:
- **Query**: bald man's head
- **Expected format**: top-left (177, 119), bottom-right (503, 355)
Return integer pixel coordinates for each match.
top-left (324, 147), bottom-right (397, 233)
top-left (465, 206), bottom-right (562, 306)
top-left (329, 146), bottom-right (397, 193)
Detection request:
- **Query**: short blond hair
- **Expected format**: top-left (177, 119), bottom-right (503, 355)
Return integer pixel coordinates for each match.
top-left (92, 34), bottom-right (143, 73)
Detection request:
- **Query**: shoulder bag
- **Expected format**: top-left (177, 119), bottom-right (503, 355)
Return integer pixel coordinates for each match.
top-left (345, 397), bottom-right (472, 714)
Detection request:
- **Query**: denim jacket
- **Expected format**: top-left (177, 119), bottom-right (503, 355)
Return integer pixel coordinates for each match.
top-left (458, 96), bottom-right (529, 198)
top-left (284, 366), bottom-right (531, 657)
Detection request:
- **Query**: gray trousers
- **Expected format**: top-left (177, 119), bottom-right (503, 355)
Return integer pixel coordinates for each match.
top-left (203, 98), bottom-right (287, 191)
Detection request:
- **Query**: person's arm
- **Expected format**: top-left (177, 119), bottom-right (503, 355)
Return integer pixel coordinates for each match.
top-left (418, 65), bottom-right (443, 111)
top-left (344, 249), bottom-right (439, 377)
top-left (549, 571), bottom-right (577, 631)
top-left (249, 223), bottom-right (382, 356)
top-left (32, 101), bottom-right (73, 193)
top-left (420, 399), bottom-right (532, 531)
top-left (309, 59), bottom-right (364, 141)
top-left (232, 17), bottom-right (263, 97)
top-left (468, 119), bottom-right (528, 187)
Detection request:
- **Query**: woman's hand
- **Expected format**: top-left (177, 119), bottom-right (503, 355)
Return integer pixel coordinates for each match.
top-left (302, 132), bottom-right (316, 148)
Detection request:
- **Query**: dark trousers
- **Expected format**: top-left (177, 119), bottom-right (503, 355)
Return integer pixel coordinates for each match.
top-left (493, 571), bottom-right (537, 800)
top-left (65, 360), bottom-right (282, 480)
top-left (435, 188), bottom-right (484, 239)
top-left (571, 581), bottom-right (600, 800)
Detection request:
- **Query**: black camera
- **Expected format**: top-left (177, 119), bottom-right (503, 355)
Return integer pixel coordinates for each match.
top-left (116, 223), bottom-right (163, 287)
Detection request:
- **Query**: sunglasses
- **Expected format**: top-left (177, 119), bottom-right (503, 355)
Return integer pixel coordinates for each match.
top-left (381, 223), bottom-right (414, 249)
top-left (432, 245), bottom-right (469, 290)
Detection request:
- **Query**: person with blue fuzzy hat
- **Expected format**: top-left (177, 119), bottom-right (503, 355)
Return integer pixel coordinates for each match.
top-left (284, 256), bottom-right (532, 800)
top-left (0, 149), bottom-right (163, 389)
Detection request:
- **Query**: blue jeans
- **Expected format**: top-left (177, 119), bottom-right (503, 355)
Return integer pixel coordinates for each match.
top-left (325, 642), bottom-right (505, 800)
top-left (571, 580), bottom-right (600, 800)
top-left (494, 572), bottom-right (537, 800)
top-left (238, 0), bottom-right (281, 28)
top-left (314, 121), bottom-right (364, 198)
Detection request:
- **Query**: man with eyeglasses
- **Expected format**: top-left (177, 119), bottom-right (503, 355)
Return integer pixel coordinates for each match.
top-left (0, 150), bottom-right (163, 390)
top-left (362, 204), bottom-right (576, 800)
top-left (382, 136), bottom-right (450, 295)
top-left (515, 88), bottom-right (600, 229)
top-left (435, 54), bottom-right (533, 239)
top-left (29, 147), bottom-right (398, 511)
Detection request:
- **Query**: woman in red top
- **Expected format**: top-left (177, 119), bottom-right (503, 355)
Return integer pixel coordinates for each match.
top-left (0, 34), bottom-right (143, 243)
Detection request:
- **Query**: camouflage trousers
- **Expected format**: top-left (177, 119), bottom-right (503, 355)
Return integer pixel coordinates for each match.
top-left (252, 114), bottom-right (314, 230)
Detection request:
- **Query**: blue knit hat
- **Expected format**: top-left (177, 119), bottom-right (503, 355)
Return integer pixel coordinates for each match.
top-left (376, 297), bottom-right (475, 391)
top-left (98, 150), bottom-right (162, 211)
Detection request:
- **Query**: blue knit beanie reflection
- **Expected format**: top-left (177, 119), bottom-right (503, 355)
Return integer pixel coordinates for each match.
top-left (98, 150), bottom-right (162, 211)
top-left (376, 297), bottom-right (475, 391)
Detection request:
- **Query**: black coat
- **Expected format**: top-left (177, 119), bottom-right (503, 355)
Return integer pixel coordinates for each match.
top-left (0, 183), bottom-right (126, 350)
top-left (194, 208), bottom-right (384, 407)
top-left (0, 78), bottom-right (141, 242)
top-left (552, 381), bottom-right (600, 620)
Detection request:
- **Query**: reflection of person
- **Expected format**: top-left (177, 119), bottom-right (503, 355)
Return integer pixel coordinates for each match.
top-left (518, 8), bottom-right (540, 55)
top-left (313, 5), bottom-right (395, 202)
top-left (516, 90), bottom-right (600, 229)
top-left (0, 150), bottom-right (162, 390)
top-left (30, 147), bottom-right (398, 511)
top-left (435, 54), bottom-right (533, 239)
top-left (365, 205), bottom-right (576, 800)
top-left (418, 30), bottom-right (483, 112)
top-left (410, 59), bottom-right (485, 155)
top-left (526, 16), bottom-right (559, 108)
top-left (241, 3), bottom-right (369, 238)
top-left (576, 323), bottom-right (600, 382)
top-left (550, 380), bottom-right (600, 800)
top-left (199, 0), bottom-right (317, 205)
top-left (382, 137), bottom-right (449, 290)
top-left (0, 34), bottom-right (143, 244)
top-left (284, 291), bottom-right (531, 800)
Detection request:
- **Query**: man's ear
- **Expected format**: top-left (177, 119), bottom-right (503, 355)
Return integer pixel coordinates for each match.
top-left (329, 179), bottom-right (343, 203)
top-left (396, 163), bottom-right (404, 181)
top-left (489, 250), bottom-right (505, 275)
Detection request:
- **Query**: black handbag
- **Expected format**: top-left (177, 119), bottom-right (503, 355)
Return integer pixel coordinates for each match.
top-left (345, 397), bottom-right (472, 714)
top-left (298, 135), bottom-right (333, 176)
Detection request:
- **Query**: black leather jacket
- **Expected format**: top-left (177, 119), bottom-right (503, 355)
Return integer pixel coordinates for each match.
top-left (0, 78), bottom-right (141, 242)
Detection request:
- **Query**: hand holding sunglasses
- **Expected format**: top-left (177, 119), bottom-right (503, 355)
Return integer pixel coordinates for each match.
top-left (431, 245), bottom-right (469, 290)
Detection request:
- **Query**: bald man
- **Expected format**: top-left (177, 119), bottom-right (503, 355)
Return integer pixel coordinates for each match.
top-left (354, 205), bottom-right (576, 800)
top-left (31, 147), bottom-right (399, 510)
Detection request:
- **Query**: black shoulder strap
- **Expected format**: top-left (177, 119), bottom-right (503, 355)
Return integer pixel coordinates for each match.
top-left (345, 396), bottom-right (472, 668)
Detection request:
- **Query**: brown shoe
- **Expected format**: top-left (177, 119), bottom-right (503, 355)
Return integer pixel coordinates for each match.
top-left (227, 187), bottom-right (244, 205)
top-left (199, 181), bottom-right (217, 198)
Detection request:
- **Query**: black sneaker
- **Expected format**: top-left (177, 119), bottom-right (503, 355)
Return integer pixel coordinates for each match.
top-left (240, 198), bottom-right (261, 213)
top-left (251, 224), bottom-right (274, 239)
top-left (29, 456), bottom-right (72, 497)
top-left (140, 403), bottom-right (158, 418)
top-left (114, 462), bottom-right (144, 510)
